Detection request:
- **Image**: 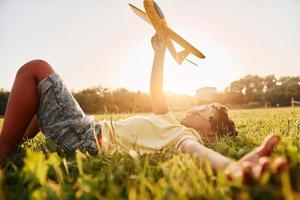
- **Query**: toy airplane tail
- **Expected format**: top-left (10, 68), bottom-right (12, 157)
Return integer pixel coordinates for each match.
top-left (170, 46), bottom-right (199, 66)
top-left (166, 40), bottom-right (188, 65)
top-left (177, 50), bottom-right (190, 64)
top-left (166, 26), bottom-right (204, 66)
top-left (165, 26), bottom-right (205, 59)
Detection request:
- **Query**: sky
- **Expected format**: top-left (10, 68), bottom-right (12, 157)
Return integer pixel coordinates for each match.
top-left (0, 0), bottom-right (299, 95)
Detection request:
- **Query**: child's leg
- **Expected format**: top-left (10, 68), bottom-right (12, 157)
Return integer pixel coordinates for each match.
top-left (24, 115), bottom-right (40, 140)
top-left (0, 60), bottom-right (54, 156)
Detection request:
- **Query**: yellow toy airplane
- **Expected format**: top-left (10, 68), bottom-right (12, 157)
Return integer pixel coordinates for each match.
top-left (129, 0), bottom-right (205, 66)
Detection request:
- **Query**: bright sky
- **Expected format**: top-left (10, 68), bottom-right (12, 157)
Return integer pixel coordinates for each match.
top-left (0, 0), bottom-right (299, 95)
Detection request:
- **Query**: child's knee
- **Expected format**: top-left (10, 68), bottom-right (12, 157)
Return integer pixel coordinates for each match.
top-left (17, 59), bottom-right (54, 80)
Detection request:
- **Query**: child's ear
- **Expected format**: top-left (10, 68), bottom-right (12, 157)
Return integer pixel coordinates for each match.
top-left (212, 103), bottom-right (228, 112)
top-left (221, 105), bottom-right (228, 112)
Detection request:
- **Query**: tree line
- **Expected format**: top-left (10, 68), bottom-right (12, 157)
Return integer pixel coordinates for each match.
top-left (0, 75), bottom-right (299, 115)
top-left (212, 75), bottom-right (300, 107)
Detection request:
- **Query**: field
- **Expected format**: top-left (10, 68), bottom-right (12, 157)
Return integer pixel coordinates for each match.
top-left (0, 108), bottom-right (300, 200)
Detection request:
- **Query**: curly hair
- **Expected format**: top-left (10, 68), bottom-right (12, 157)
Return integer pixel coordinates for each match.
top-left (208, 103), bottom-right (238, 137)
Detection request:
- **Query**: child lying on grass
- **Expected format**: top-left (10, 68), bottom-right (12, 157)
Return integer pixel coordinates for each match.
top-left (0, 34), bottom-right (287, 182)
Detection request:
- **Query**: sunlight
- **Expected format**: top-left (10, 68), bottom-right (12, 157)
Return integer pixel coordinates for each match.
top-left (112, 36), bottom-right (240, 96)
top-left (163, 40), bottom-right (239, 95)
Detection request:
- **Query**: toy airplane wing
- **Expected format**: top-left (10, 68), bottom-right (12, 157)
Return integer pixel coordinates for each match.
top-left (129, 4), bottom-right (151, 25)
top-left (129, 2), bottom-right (205, 66)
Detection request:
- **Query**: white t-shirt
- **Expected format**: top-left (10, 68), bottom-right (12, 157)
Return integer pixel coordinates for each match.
top-left (99, 112), bottom-right (203, 154)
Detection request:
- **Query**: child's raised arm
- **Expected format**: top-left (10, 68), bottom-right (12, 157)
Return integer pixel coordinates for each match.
top-left (150, 34), bottom-right (169, 115)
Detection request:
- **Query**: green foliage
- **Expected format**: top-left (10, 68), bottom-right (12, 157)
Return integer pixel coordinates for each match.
top-left (0, 108), bottom-right (300, 199)
top-left (0, 89), bottom-right (9, 115)
top-left (72, 87), bottom-right (153, 114)
top-left (215, 75), bottom-right (300, 107)
top-left (61, 75), bottom-right (300, 112)
top-left (1, 75), bottom-right (299, 115)
top-left (22, 150), bottom-right (49, 185)
top-left (0, 168), bottom-right (4, 200)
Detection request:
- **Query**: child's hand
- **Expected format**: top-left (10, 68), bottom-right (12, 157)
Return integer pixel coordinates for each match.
top-left (224, 160), bottom-right (262, 183)
top-left (224, 161), bottom-right (244, 182)
top-left (225, 156), bottom-right (288, 184)
top-left (151, 34), bottom-right (166, 53)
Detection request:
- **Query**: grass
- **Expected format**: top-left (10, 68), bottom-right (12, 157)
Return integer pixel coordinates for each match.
top-left (0, 107), bottom-right (300, 199)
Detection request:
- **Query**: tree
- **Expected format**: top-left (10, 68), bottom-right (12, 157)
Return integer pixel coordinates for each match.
top-left (73, 87), bottom-right (108, 114)
top-left (0, 89), bottom-right (10, 115)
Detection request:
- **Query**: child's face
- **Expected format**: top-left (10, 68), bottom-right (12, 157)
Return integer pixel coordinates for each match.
top-left (180, 105), bottom-right (217, 143)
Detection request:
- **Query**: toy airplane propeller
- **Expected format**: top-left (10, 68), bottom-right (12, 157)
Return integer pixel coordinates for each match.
top-left (129, 0), bottom-right (205, 66)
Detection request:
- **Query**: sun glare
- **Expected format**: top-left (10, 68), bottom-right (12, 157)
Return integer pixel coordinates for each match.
top-left (164, 35), bottom-right (240, 95)
top-left (104, 3), bottom-right (241, 97)
top-left (111, 37), bottom-right (239, 96)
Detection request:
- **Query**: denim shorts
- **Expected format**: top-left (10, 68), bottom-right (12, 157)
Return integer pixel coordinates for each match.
top-left (37, 73), bottom-right (101, 155)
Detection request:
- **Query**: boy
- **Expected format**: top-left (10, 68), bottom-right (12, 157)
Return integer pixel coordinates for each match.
top-left (0, 34), bottom-right (286, 181)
